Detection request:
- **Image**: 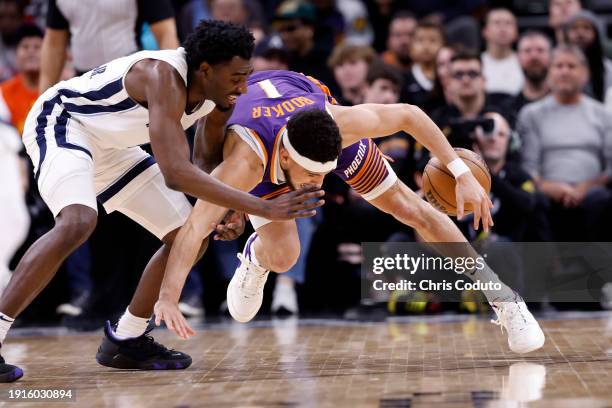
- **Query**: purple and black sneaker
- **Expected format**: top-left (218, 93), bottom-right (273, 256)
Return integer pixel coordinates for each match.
top-left (0, 346), bottom-right (23, 382)
top-left (96, 321), bottom-right (191, 370)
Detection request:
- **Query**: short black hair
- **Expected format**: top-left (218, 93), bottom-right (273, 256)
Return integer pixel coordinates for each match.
top-left (450, 49), bottom-right (482, 66)
top-left (518, 29), bottom-right (553, 49)
top-left (184, 20), bottom-right (254, 72)
top-left (286, 109), bottom-right (342, 164)
top-left (391, 10), bottom-right (416, 23)
top-left (366, 61), bottom-right (403, 89)
top-left (15, 23), bottom-right (43, 45)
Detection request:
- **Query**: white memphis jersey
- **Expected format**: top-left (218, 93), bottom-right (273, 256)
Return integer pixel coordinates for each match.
top-left (23, 47), bottom-right (215, 151)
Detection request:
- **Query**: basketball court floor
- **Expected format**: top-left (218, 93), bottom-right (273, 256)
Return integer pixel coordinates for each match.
top-left (0, 312), bottom-right (610, 407)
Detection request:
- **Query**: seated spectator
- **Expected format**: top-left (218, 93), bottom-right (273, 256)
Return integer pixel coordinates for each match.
top-left (365, 0), bottom-right (405, 52)
top-left (381, 11), bottom-right (417, 75)
top-left (481, 8), bottom-right (524, 97)
top-left (336, 0), bottom-right (374, 46)
top-left (549, 0), bottom-right (582, 45)
top-left (513, 30), bottom-right (553, 114)
top-left (363, 62), bottom-right (418, 189)
top-left (309, 0), bottom-right (345, 55)
top-left (564, 10), bottom-right (612, 102)
top-left (518, 45), bottom-right (612, 241)
top-left (252, 36), bottom-right (289, 72)
top-left (403, 19), bottom-right (444, 110)
top-left (0, 121), bottom-right (29, 297)
top-left (210, 0), bottom-right (265, 44)
top-left (431, 46), bottom-right (456, 107)
top-left (363, 61), bottom-right (403, 105)
top-left (0, 0), bottom-right (23, 82)
top-left (472, 113), bottom-right (538, 242)
top-left (0, 24), bottom-right (42, 134)
top-left (328, 43), bottom-right (375, 105)
top-left (274, 0), bottom-right (336, 91)
top-left (430, 50), bottom-right (511, 149)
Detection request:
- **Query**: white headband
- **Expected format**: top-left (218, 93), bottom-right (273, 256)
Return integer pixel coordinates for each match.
top-left (281, 128), bottom-right (338, 173)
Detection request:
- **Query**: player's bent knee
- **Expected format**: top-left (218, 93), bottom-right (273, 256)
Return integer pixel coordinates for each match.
top-left (55, 205), bottom-right (97, 247)
top-left (267, 246), bottom-right (300, 273)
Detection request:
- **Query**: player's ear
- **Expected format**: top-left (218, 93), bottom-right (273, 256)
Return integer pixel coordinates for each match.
top-left (279, 146), bottom-right (290, 165)
top-left (199, 62), bottom-right (212, 79)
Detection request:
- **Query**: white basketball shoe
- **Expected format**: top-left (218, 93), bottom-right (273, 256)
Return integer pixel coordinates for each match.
top-left (227, 233), bottom-right (270, 323)
top-left (490, 293), bottom-right (545, 354)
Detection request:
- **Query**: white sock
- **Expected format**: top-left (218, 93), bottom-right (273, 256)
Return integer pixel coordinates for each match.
top-left (114, 308), bottom-right (150, 340)
top-left (0, 313), bottom-right (15, 344)
top-left (249, 235), bottom-right (268, 271)
top-left (466, 263), bottom-right (515, 303)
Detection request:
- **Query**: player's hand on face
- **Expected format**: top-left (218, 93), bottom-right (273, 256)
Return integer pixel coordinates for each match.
top-left (154, 299), bottom-right (195, 340)
top-left (455, 173), bottom-right (494, 232)
top-left (264, 184), bottom-right (325, 220)
top-left (212, 210), bottom-right (245, 241)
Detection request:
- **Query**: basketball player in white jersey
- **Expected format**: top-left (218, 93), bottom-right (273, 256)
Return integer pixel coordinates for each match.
top-left (0, 21), bottom-right (323, 382)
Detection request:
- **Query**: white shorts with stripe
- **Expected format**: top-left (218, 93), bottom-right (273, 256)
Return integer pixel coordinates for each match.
top-left (22, 102), bottom-right (191, 240)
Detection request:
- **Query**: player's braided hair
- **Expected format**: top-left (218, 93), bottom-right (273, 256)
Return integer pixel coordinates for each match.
top-left (184, 20), bottom-right (254, 72)
top-left (286, 109), bottom-right (342, 163)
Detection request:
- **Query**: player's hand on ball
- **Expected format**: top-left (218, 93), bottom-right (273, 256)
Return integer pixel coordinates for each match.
top-left (154, 299), bottom-right (195, 340)
top-left (212, 210), bottom-right (245, 241)
top-left (265, 184), bottom-right (325, 220)
top-left (455, 173), bottom-right (494, 231)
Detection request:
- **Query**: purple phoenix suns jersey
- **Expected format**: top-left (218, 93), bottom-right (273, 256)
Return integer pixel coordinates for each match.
top-left (227, 70), bottom-right (396, 201)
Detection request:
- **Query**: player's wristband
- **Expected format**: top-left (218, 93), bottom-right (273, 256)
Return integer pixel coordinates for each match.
top-left (447, 158), bottom-right (470, 178)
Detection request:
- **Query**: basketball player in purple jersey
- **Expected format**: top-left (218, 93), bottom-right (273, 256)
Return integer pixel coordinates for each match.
top-left (155, 70), bottom-right (545, 354)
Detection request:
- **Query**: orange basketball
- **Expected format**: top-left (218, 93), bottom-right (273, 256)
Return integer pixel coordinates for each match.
top-left (422, 148), bottom-right (491, 216)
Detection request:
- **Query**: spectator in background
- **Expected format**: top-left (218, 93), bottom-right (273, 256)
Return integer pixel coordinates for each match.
top-left (518, 45), bottom-right (612, 241)
top-left (472, 113), bottom-right (537, 242)
top-left (210, 0), bottom-right (265, 44)
top-left (171, 0), bottom-right (210, 43)
top-left (363, 62), bottom-right (403, 104)
top-left (432, 46), bottom-right (456, 106)
top-left (362, 62), bottom-right (418, 189)
top-left (252, 35), bottom-right (289, 71)
top-left (336, 0), bottom-right (374, 46)
top-left (481, 8), bottom-right (524, 97)
top-left (404, 19), bottom-right (444, 110)
top-left (366, 0), bottom-right (403, 52)
top-left (309, 0), bottom-right (345, 55)
top-left (0, 121), bottom-right (29, 297)
top-left (328, 43), bottom-right (375, 105)
top-left (431, 50), bottom-right (510, 148)
top-left (514, 30), bottom-right (553, 113)
top-left (0, 24), bottom-right (43, 134)
top-left (381, 11), bottom-right (417, 74)
top-left (564, 10), bottom-right (612, 102)
top-left (40, 0), bottom-right (179, 92)
top-left (0, 0), bottom-right (24, 82)
top-left (549, 0), bottom-right (581, 45)
top-left (274, 0), bottom-right (335, 90)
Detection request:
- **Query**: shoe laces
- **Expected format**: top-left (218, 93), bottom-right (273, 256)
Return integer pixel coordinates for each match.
top-left (490, 297), bottom-right (528, 334)
top-left (236, 253), bottom-right (268, 299)
top-left (124, 327), bottom-right (173, 357)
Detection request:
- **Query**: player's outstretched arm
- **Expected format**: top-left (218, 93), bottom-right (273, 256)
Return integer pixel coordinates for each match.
top-left (131, 60), bottom-right (323, 220)
top-left (331, 103), bottom-right (493, 230)
top-left (155, 133), bottom-right (263, 338)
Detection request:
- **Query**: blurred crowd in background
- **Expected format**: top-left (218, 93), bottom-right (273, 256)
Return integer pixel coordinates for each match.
top-left (1, 0), bottom-right (612, 326)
